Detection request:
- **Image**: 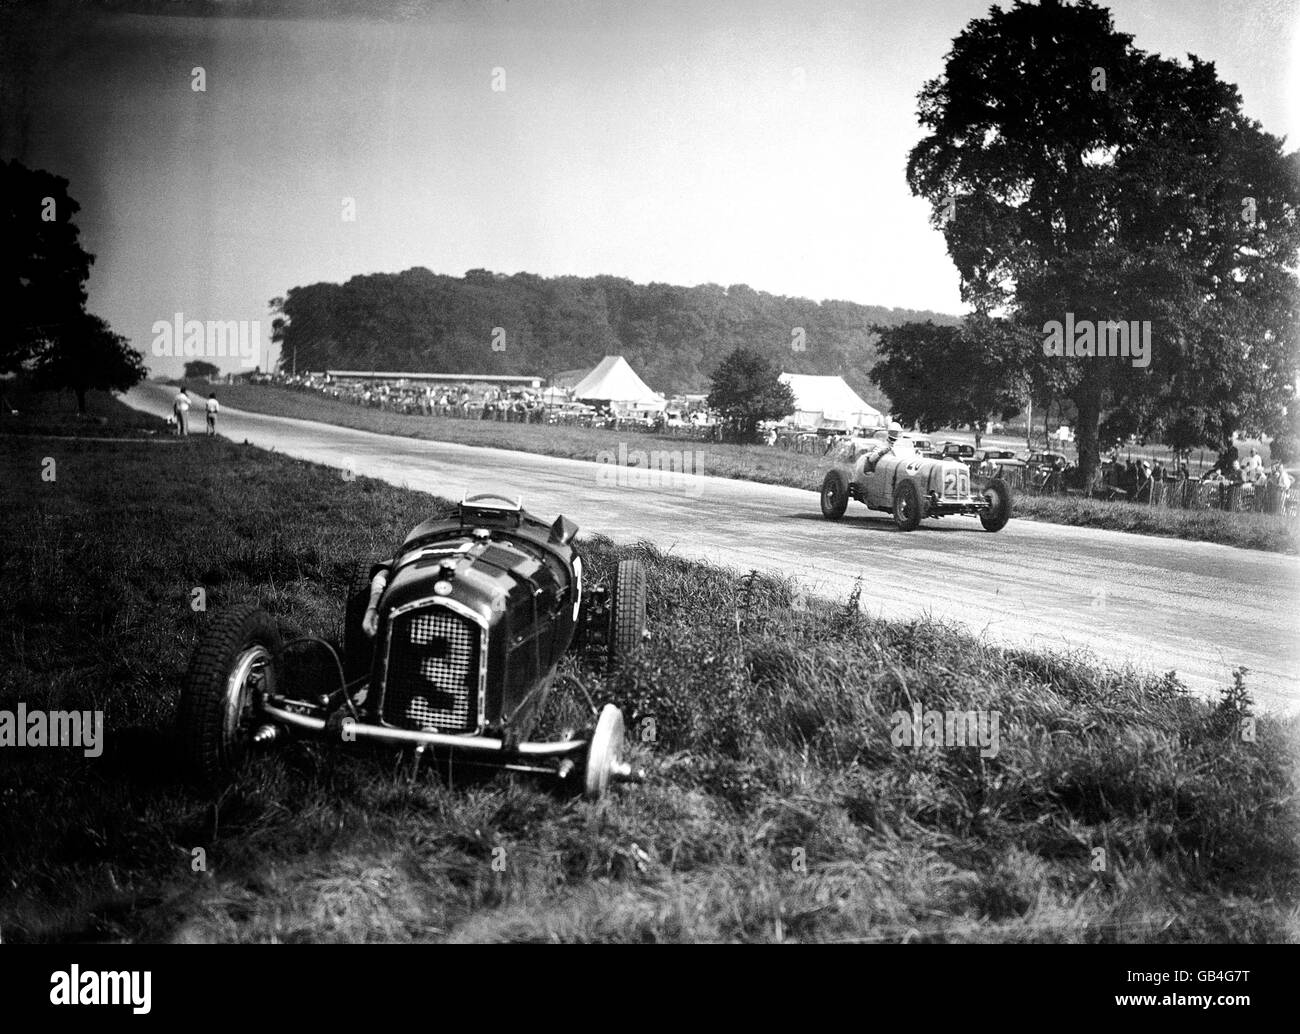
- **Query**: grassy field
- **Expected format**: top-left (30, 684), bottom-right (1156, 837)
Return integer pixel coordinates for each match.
top-left (1, 393), bottom-right (1296, 942)
top-left (205, 383), bottom-right (1300, 554)
top-left (1, 382), bottom-right (167, 438)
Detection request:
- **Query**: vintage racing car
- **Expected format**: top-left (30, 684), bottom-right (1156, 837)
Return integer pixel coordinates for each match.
top-left (819, 437), bottom-right (1012, 532)
top-left (179, 494), bottom-right (648, 798)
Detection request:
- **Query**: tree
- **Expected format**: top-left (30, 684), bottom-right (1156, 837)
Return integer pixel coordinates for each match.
top-left (1, 159), bottom-right (95, 375)
top-left (33, 313), bottom-right (147, 413)
top-left (870, 318), bottom-right (1029, 449)
top-left (184, 360), bottom-right (220, 381)
top-left (706, 347), bottom-right (796, 442)
top-left (907, 0), bottom-right (1300, 485)
top-left (268, 267), bottom-right (960, 397)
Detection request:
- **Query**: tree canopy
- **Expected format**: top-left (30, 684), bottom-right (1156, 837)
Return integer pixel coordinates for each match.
top-left (184, 360), bottom-right (221, 381)
top-left (706, 347), bottom-right (797, 442)
top-left (1, 159), bottom-right (95, 376)
top-left (33, 313), bottom-right (147, 413)
top-left (871, 317), bottom-right (1030, 448)
top-left (907, 0), bottom-right (1300, 481)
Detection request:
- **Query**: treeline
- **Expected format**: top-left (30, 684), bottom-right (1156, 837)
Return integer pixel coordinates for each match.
top-left (270, 268), bottom-right (960, 402)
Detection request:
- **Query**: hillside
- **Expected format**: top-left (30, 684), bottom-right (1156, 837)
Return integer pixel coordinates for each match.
top-left (271, 268), bottom-right (962, 401)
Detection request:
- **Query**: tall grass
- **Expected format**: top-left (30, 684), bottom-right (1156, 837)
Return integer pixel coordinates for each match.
top-left (1, 421), bottom-right (1295, 942)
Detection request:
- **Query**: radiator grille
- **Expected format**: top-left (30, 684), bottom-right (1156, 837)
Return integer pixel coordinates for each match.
top-left (383, 608), bottom-right (480, 732)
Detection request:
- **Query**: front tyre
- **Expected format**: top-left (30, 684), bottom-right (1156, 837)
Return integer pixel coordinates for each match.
top-left (980, 477), bottom-right (1012, 532)
top-left (343, 560), bottom-right (376, 686)
top-left (608, 559), bottom-right (647, 665)
top-left (820, 470), bottom-right (849, 520)
top-left (178, 604), bottom-right (282, 790)
top-left (892, 480), bottom-right (923, 531)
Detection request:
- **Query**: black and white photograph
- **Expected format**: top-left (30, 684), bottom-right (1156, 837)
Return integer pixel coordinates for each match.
top-left (0, 0), bottom-right (1296, 985)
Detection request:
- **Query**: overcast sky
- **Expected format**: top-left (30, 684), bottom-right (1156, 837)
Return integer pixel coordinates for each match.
top-left (10, 0), bottom-right (1300, 375)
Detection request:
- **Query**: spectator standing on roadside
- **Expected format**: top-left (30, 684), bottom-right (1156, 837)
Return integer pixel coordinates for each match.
top-left (172, 387), bottom-right (191, 437)
top-left (205, 392), bottom-right (219, 436)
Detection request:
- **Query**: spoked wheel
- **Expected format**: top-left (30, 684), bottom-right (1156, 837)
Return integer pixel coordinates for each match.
top-left (820, 470), bottom-right (848, 520)
top-left (583, 703), bottom-right (628, 799)
top-left (179, 604), bottom-right (282, 790)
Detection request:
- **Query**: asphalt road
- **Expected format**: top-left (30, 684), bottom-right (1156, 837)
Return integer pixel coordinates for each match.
top-left (127, 383), bottom-right (1300, 712)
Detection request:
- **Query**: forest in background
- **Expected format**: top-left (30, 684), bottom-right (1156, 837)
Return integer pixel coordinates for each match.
top-left (270, 268), bottom-right (961, 403)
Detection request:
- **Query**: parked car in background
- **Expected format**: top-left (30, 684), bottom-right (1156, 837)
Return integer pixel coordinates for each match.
top-left (938, 441), bottom-right (977, 463)
top-left (1026, 451), bottom-right (1070, 470)
top-left (976, 448), bottom-right (1022, 476)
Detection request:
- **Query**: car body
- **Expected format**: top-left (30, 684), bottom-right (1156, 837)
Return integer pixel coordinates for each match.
top-left (179, 495), bottom-right (647, 798)
top-left (818, 437), bottom-right (1011, 532)
top-left (976, 448), bottom-right (1022, 475)
top-left (1026, 450), bottom-right (1069, 470)
top-left (938, 441), bottom-right (978, 464)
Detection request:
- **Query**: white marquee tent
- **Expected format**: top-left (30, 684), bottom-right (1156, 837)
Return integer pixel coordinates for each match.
top-left (571, 356), bottom-right (667, 413)
top-left (779, 373), bottom-right (885, 430)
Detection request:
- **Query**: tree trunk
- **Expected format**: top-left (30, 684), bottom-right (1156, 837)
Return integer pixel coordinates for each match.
top-left (974, 425), bottom-right (983, 451)
top-left (1074, 384), bottom-right (1103, 489)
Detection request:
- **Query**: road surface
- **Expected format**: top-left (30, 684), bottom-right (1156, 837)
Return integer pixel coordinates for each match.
top-left (126, 383), bottom-right (1299, 712)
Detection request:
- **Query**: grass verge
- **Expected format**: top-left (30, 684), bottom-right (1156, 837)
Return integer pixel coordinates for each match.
top-left (0, 413), bottom-right (1296, 942)
top-left (208, 384), bottom-right (1299, 554)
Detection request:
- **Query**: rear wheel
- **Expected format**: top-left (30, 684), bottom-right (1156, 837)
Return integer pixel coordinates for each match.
top-left (892, 480), bottom-right (922, 531)
top-left (178, 604), bottom-right (282, 789)
top-left (820, 470), bottom-right (848, 520)
top-left (608, 559), bottom-right (647, 665)
top-left (980, 477), bottom-right (1012, 532)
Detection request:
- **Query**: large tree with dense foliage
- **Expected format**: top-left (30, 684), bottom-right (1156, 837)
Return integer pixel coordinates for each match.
top-left (907, 0), bottom-right (1300, 484)
top-left (33, 313), bottom-right (146, 413)
top-left (706, 347), bottom-right (796, 443)
top-left (1, 159), bottom-right (95, 375)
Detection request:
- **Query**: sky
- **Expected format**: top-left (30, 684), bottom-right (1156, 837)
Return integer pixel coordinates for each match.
top-left (7, 0), bottom-right (1299, 376)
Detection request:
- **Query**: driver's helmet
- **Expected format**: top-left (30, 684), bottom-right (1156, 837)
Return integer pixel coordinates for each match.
top-left (886, 421), bottom-right (903, 443)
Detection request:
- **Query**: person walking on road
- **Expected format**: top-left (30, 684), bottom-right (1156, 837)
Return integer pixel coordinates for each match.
top-left (172, 387), bottom-right (191, 437)
top-left (205, 392), bottom-right (220, 436)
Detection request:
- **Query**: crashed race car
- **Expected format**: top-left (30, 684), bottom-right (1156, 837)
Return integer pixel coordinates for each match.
top-left (819, 435), bottom-right (1012, 532)
top-left (179, 494), bottom-right (647, 798)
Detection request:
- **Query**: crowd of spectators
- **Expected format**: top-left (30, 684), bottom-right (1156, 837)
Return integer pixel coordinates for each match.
top-left (254, 372), bottom-right (718, 433)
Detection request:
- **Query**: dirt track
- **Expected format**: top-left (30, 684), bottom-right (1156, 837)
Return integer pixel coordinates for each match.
top-left (126, 383), bottom-right (1300, 712)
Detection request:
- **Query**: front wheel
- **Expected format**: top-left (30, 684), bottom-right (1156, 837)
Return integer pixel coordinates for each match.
top-left (820, 470), bottom-right (848, 520)
top-left (892, 480), bottom-right (922, 531)
top-left (178, 604), bottom-right (282, 790)
top-left (608, 559), bottom-right (647, 665)
top-left (980, 477), bottom-right (1012, 532)
top-left (583, 704), bottom-right (627, 799)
